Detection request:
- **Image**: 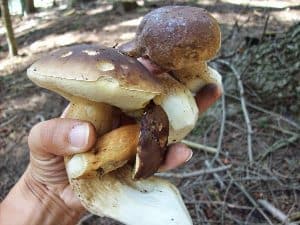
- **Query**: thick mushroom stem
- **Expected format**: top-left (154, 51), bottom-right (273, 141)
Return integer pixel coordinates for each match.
top-left (65, 99), bottom-right (116, 134)
top-left (67, 124), bottom-right (140, 179)
top-left (63, 100), bottom-right (116, 178)
top-left (153, 73), bottom-right (199, 143)
top-left (171, 62), bottom-right (222, 94)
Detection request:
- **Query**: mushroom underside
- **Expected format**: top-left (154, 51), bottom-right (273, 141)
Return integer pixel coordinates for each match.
top-left (68, 165), bottom-right (193, 225)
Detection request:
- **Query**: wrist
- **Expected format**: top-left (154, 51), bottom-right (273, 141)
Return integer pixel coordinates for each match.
top-left (0, 167), bottom-right (85, 225)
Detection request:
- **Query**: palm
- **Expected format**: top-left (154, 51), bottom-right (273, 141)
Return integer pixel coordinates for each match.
top-left (29, 152), bottom-right (84, 211)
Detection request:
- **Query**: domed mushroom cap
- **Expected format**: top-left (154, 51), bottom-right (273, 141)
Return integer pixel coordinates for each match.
top-left (27, 44), bottom-right (162, 110)
top-left (120, 6), bottom-right (221, 70)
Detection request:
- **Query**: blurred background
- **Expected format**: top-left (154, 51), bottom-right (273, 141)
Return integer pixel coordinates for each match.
top-left (0, 0), bottom-right (299, 224)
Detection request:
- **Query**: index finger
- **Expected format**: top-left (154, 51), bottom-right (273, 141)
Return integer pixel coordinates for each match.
top-left (195, 83), bottom-right (223, 113)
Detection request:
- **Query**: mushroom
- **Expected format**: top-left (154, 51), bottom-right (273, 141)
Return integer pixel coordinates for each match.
top-left (27, 44), bottom-right (194, 225)
top-left (28, 44), bottom-right (198, 179)
top-left (119, 5), bottom-right (222, 93)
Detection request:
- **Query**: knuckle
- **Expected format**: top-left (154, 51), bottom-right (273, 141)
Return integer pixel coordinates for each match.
top-left (28, 118), bottom-right (67, 153)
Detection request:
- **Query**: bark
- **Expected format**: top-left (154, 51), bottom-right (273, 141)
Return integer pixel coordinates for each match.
top-left (24, 0), bottom-right (36, 14)
top-left (113, 1), bottom-right (138, 15)
top-left (0, 0), bottom-right (18, 56)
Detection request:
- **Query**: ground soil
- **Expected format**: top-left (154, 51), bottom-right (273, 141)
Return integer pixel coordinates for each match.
top-left (1, 1), bottom-right (299, 224)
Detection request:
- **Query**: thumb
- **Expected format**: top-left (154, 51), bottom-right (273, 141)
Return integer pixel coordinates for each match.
top-left (28, 118), bottom-right (97, 157)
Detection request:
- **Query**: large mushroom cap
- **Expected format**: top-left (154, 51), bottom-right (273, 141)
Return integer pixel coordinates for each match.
top-left (27, 44), bottom-right (162, 110)
top-left (120, 6), bottom-right (221, 70)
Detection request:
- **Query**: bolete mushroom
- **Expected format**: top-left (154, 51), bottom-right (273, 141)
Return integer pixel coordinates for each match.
top-left (119, 5), bottom-right (222, 93)
top-left (27, 44), bottom-right (194, 225)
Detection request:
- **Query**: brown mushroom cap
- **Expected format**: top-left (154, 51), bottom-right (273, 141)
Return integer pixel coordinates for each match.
top-left (119, 6), bottom-right (221, 70)
top-left (27, 44), bottom-right (162, 110)
top-left (133, 103), bottom-right (169, 179)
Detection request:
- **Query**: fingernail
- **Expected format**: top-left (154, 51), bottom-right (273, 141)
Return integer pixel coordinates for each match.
top-left (185, 149), bottom-right (193, 162)
top-left (69, 124), bottom-right (89, 150)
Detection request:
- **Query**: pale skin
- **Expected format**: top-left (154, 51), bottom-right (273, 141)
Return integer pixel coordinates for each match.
top-left (0, 59), bottom-right (222, 225)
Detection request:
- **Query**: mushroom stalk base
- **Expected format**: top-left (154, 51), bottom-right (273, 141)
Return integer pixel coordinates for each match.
top-left (62, 100), bottom-right (193, 225)
top-left (172, 62), bottom-right (222, 93)
top-left (67, 124), bottom-right (140, 179)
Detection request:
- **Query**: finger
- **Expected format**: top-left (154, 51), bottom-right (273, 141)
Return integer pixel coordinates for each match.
top-left (195, 83), bottom-right (223, 113)
top-left (28, 118), bottom-right (97, 157)
top-left (159, 143), bottom-right (193, 172)
top-left (138, 57), bottom-right (167, 75)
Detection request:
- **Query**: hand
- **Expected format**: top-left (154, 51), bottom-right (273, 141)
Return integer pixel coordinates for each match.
top-left (0, 119), bottom-right (96, 225)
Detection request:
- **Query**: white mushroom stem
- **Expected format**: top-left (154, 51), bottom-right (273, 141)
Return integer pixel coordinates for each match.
top-left (65, 99), bottom-right (116, 133)
top-left (64, 99), bottom-right (116, 178)
top-left (153, 73), bottom-right (199, 143)
top-left (172, 62), bottom-right (223, 93)
top-left (63, 100), bottom-right (193, 225)
top-left (154, 89), bottom-right (198, 143)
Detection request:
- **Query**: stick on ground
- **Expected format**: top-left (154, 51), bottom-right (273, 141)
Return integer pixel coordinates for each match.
top-left (181, 139), bottom-right (217, 154)
top-left (258, 199), bottom-right (297, 225)
top-left (217, 60), bottom-right (254, 164)
top-left (157, 164), bottom-right (231, 178)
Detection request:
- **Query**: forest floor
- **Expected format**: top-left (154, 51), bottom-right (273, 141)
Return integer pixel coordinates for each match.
top-left (0, 0), bottom-right (300, 224)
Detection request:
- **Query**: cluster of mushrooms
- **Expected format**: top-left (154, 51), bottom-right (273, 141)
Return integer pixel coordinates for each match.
top-left (27, 6), bottom-right (222, 225)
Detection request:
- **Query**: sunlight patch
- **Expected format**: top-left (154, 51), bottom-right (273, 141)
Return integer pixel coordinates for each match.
top-left (97, 61), bottom-right (115, 71)
top-left (82, 50), bottom-right (99, 56)
top-left (61, 51), bottom-right (73, 58)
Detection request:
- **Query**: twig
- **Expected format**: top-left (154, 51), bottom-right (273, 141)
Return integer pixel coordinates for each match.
top-left (260, 14), bottom-right (270, 42)
top-left (233, 182), bottom-right (274, 225)
top-left (0, 115), bottom-right (18, 128)
top-left (157, 165), bottom-right (231, 179)
top-left (216, 159), bottom-right (274, 225)
top-left (213, 90), bottom-right (226, 161)
top-left (76, 213), bottom-right (93, 225)
top-left (225, 93), bottom-right (300, 130)
top-left (181, 140), bottom-right (217, 154)
top-left (205, 160), bottom-right (225, 189)
top-left (218, 60), bottom-right (254, 164)
top-left (268, 125), bottom-right (298, 136)
top-left (187, 200), bottom-right (253, 210)
top-left (259, 134), bottom-right (299, 160)
top-left (258, 199), bottom-right (297, 225)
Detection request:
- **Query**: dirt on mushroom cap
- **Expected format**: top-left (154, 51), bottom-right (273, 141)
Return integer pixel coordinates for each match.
top-left (27, 45), bottom-right (163, 110)
top-left (122, 6), bottom-right (221, 70)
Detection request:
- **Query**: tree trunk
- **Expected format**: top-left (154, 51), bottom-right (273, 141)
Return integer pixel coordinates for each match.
top-left (113, 1), bottom-right (138, 15)
top-left (53, 0), bottom-right (58, 7)
top-left (25, 0), bottom-right (35, 14)
top-left (67, 0), bottom-right (77, 8)
top-left (0, 0), bottom-right (18, 57)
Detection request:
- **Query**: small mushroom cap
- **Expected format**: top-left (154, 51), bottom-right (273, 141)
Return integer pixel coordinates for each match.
top-left (119, 6), bottom-right (221, 70)
top-left (133, 103), bottom-right (169, 179)
top-left (27, 44), bottom-right (162, 110)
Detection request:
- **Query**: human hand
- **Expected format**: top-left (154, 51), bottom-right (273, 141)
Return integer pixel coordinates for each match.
top-left (0, 118), bottom-right (97, 225)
